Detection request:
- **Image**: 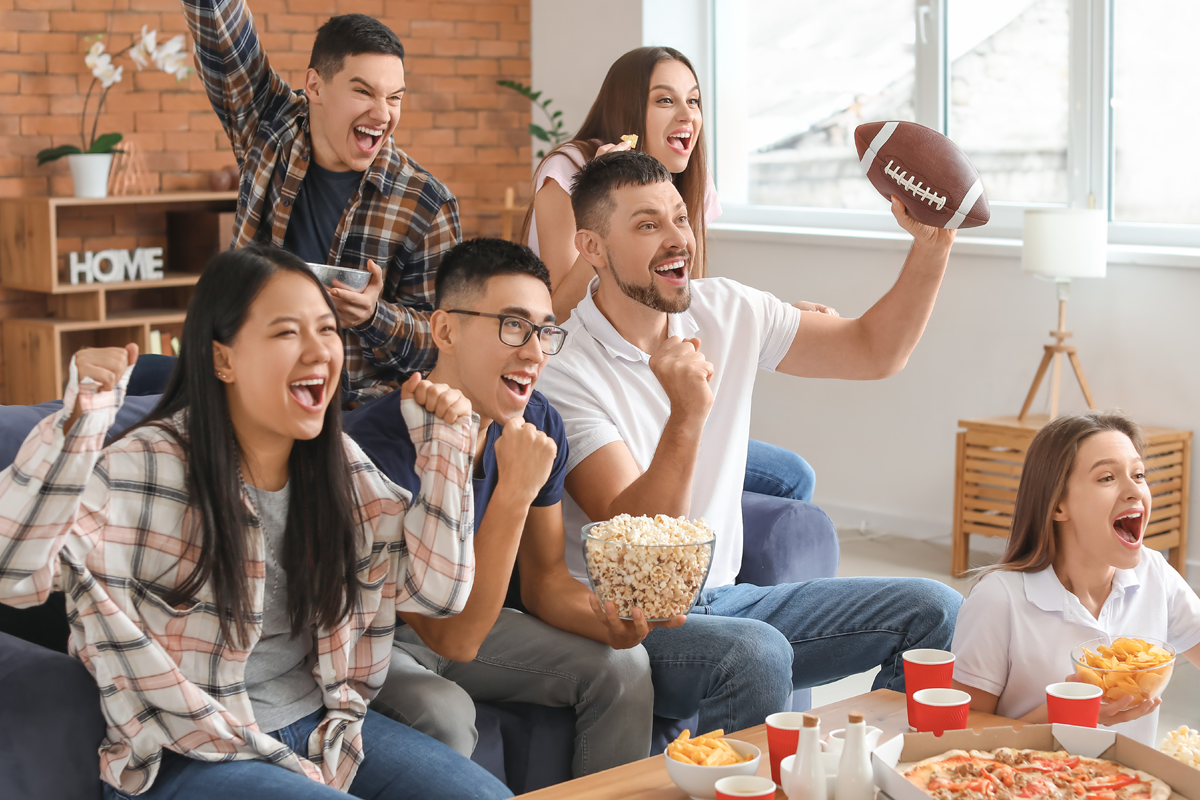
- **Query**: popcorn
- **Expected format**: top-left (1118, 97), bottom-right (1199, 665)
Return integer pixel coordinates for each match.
top-left (584, 514), bottom-right (714, 620)
top-left (1159, 725), bottom-right (1200, 769)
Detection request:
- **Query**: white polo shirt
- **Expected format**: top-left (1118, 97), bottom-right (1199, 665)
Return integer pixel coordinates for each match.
top-left (951, 547), bottom-right (1200, 744)
top-left (537, 276), bottom-right (802, 589)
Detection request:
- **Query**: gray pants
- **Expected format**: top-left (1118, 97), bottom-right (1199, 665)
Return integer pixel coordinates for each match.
top-left (371, 609), bottom-right (653, 777)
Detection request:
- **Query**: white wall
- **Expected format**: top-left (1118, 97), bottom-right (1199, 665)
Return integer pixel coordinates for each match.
top-left (709, 231), bottom-right (1200, 581)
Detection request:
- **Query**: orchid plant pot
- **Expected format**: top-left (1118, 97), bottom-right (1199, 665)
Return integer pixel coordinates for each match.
top-left (67, 153), bottom-right (114, 198)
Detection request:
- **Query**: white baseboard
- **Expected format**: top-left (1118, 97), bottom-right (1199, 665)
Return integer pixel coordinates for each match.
top-left (821, 502), bottom-right (1200, 586)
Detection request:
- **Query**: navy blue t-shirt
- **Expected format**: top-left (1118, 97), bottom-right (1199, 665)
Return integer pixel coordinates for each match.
top-left (281, 161), bottom-right (364, 264)
top-left (344, 389), bottom-right (569, 611)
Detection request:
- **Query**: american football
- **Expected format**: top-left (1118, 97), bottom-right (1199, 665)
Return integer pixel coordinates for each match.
top-left (854, 121), bottom-right (990, 229)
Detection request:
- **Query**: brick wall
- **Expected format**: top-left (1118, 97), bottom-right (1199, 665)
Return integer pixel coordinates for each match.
top-left (0, 0), bottom-right (534, 236)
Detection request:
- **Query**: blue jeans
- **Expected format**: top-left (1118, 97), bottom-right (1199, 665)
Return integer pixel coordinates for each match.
top-left (641, 578), bottom-right (962, 733)
top-left (745, 440), bottom-right (816, 502)
top-left (101, 709), bottom-right (511, 800)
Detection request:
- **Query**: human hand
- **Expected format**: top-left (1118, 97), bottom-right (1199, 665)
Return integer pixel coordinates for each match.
top-left (649, 336), bottom-right (714, 423)
top-left (795, 301), bottom-right (839, 316)
top-left (593, 138), bottom-right (635, 159)
top-left (328, 260), bottom-right (385, 328)
top-left (400, 373), bottom-right (472, 425)
top-left (75, 343), bottom-right (139, 391)
top-left (494, 416), bottom-right (558, 506)
top-left (890, 196), bottom-right (956, 250)
top-left (588, 594), bottom-right (686, 649)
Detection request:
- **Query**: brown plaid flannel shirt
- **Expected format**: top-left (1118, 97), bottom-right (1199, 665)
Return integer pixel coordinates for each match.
top-left (183, 0), bottom-right (460, 404)
top-left (0, 365), bottom-right (478, 794)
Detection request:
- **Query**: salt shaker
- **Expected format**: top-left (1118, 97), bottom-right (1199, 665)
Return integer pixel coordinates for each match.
top-left (783, 713), bottom-right (826, 800)
top-left (834, 711), bottom-right (874, 800)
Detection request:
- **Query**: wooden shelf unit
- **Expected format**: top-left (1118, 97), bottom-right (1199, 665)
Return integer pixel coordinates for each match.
top-left (0, 192), bottom-right (237, 405)
top-left (952, 414), bottom-right (1192, 577)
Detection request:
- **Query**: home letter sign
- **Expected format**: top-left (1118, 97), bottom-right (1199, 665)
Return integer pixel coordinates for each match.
top-left (69, 247), bottom-right (165, 285)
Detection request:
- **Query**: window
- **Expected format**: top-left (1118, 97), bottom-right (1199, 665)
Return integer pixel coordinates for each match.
top-left (711, 0), bottom-right (1200, 246)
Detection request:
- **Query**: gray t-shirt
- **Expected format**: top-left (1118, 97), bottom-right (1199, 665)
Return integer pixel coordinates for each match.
top-left (244, 483), bottom-right (323, 732)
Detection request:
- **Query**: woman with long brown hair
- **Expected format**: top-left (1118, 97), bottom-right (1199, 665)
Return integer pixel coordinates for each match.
top-left (526, 46), bottom-right (826, 506)
top-left (948, 411), bottom-right (1200, 744)
top-left (0, 244), bottom-right (510, 800)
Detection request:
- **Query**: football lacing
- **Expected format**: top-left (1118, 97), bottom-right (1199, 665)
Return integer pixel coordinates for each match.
top-left (884, 159), bottom-right (947, 211)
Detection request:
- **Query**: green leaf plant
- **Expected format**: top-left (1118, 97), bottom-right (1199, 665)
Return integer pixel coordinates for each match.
top-left (496, 79), bottom-right (571, 160)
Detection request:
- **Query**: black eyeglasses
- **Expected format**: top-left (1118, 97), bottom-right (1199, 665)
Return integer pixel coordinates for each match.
top-left (447, 310), bottom-right (568, 355)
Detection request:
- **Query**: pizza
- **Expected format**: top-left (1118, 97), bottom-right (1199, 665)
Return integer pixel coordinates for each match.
top-left (902, 747), bottom-right (1171, 800)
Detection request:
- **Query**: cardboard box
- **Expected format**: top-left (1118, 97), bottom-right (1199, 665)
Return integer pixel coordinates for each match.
top-left (872, 725), bottom-right (1199, 800)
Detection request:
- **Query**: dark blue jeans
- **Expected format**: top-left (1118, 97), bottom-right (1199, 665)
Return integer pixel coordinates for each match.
top-left (101, 709), bottom-right (511, 800)
top-left (745, 439), bottom-right (816, 502)
top-left (642, 578), bottom-right (962, 735)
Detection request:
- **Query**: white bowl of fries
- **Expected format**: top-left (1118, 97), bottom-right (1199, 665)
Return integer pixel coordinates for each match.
top-left (664, 729), bottom-right (761, 800)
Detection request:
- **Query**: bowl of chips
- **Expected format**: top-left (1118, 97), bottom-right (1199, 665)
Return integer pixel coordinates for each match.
top-left (664, 729), bottom-right (760, 800)
top-left (1071, 636), bottom-right (1175, 705)
top-left (304, 262), bottom-right (371, 291)
top-left (582, 515), bottom-right (714, 621)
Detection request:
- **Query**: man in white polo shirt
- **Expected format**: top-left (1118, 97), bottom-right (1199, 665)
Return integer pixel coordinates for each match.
top-left (536, 151), bottom-right (965, 734)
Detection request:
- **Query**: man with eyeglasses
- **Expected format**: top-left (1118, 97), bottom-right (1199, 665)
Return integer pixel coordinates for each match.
top-left (343, 238), bottom-right (674, 779)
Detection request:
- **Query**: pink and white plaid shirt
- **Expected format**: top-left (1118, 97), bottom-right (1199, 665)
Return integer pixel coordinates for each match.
top-left (0, 365), bottom-right (477, 795)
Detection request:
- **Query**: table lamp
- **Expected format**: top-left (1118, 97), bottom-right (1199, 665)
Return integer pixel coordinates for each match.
top-left (1016, 208), bottom-right (1108, 423)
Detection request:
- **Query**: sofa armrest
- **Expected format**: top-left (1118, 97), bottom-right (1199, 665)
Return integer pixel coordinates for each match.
top-left (0, 632), bottom-right (104, 799)
top-left (737, 491), bottom-right (840, 586)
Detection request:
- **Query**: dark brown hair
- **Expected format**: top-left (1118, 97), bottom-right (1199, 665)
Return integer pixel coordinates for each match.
top-left (987, 411), bottom-right (1145, 576)
top-left (521, 46), bottom-right (710, 276)
top-left (571, 151), bottom-right (673, 236)
top-left (134, 244), bottom-right (362, 647)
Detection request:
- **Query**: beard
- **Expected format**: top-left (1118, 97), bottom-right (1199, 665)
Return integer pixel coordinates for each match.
top-left (609, 249), bottom-right (693, 314)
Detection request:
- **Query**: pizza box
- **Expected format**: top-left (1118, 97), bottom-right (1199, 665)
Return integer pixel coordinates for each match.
top-left (871, 724), bottom-right (1199, 800)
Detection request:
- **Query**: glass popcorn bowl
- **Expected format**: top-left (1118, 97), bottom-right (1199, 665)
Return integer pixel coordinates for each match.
top-left (1070, 635), bottom-right (1175, 705)
top-left (581, 519), bottom-right (714, 622)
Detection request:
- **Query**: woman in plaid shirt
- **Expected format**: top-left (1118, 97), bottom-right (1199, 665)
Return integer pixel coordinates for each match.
top-left (0, 245), bottom-right (510, 800)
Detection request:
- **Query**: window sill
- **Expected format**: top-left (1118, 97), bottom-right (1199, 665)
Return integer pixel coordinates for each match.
top-left (708, 222), bottom-right (1200, 270)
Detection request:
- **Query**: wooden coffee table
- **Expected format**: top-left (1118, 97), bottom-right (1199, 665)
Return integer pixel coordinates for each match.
top-left (521, 689), bottom-right (1019, 800)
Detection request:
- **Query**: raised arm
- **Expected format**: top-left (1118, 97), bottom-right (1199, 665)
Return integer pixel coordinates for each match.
top-left (363, 378), bottom-right (478, 617)
top-left (564, 336), bottom-right (712, 523)
top-left (181, 0), bottom-right (293, 160)
top-left (775, 197), bottom-right (954, 380)
top-left (0, 348), bottom-right (134, 606)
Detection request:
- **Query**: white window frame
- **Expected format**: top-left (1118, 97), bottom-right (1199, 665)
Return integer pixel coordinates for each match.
top-left (707, 0), bottom-right (1200, 254)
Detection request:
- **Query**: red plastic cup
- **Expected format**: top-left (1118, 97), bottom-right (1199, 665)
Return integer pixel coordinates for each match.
top-left (910, 688), bottom-right (971, 734)
top-left (765, 711), bottom-right (806, 785)
top-left (903, 649), bottom-right (956, 723)
top-left (716, 776), bottom-right (777, 799)
top-left (1046, 682), bottom-right (1103, 727)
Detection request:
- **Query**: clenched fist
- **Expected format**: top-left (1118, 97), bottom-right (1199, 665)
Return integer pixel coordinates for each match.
top-left (649, 336), bottom-right (714, 423)
top-left (494, 416), bottom-right (558, 506)
top-left (401, 373), bottom-right (472, 425)
top-left (75, 344), bottom-right (139, 392)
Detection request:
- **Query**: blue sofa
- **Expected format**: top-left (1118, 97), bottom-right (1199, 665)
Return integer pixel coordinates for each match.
top-left (0, 358), bottom-right (840, 796)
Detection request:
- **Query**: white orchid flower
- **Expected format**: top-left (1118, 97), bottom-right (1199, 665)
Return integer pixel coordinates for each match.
top-left (162, 52), bottom-right (191, 81)
top-left (96, 63), bottom-right (123, 90)
top-left (89, 52), bottom-right (112, 81)
top-left (152, 35), bottom-right (186, 71)
top-left (84, 41), bottom-right (107, 70)
top-left (129, 26), bottom-right (158, 70)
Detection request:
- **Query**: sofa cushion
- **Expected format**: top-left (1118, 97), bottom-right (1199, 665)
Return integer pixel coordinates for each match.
top-left (0, 394), bottom-right (162, 472)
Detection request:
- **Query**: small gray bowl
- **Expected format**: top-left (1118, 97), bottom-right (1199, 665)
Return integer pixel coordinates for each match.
top-left (305, 262), bottom-right (371, 291)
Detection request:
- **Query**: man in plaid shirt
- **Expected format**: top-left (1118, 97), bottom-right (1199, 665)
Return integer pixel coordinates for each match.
top-left (183, 0), bottom-right (459, 404)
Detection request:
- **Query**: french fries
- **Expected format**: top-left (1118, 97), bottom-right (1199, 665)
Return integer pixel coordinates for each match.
top-left (665, 729), bottom-right (754, 767)
top-left (1074, 637), bottom-right (1175, 704)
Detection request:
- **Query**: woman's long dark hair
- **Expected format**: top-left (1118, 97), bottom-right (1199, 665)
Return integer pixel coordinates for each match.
top-left (521, 46), bottom-right (710, 276)
top-left (984, 411), bottom-right (1145, 577)
top-left (133, 244), bottom-right (362, 646)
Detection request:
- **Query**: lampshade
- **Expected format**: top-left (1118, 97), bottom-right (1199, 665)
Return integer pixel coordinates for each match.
top-left (1021, 209), bottom-right (1108, 279)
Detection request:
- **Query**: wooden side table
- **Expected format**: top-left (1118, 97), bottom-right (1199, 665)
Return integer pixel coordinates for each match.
top-left (952, 415), bottom-right (1192, 577)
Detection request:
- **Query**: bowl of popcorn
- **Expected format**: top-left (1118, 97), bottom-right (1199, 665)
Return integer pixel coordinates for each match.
top-left (582, 514), bottom-right (714, 621)
top-left (1071, 636), bottom-right (1175, 705)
